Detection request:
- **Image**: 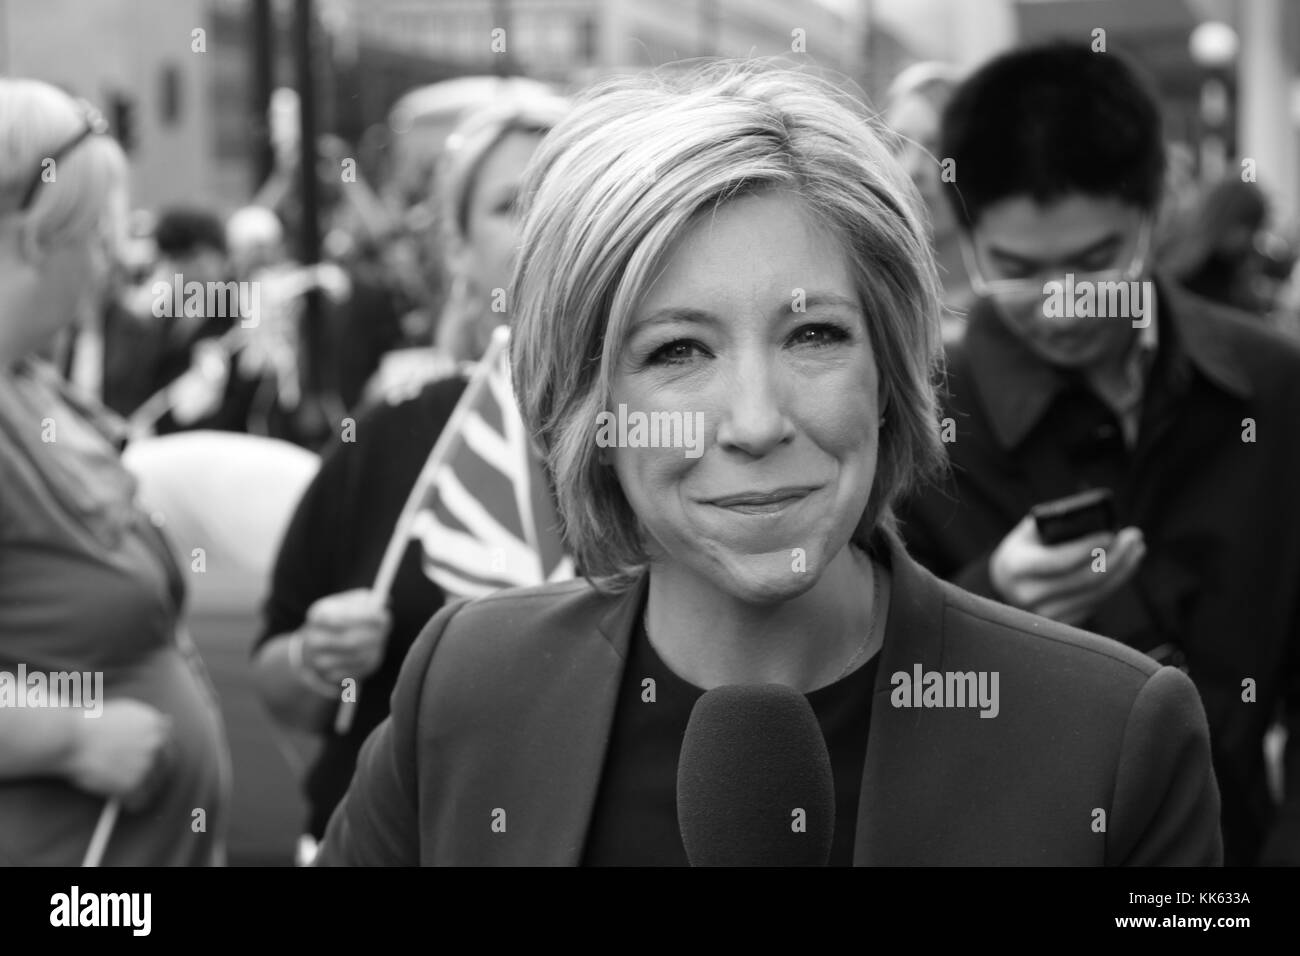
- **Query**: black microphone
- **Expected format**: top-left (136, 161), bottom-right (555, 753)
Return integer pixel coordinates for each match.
top-left (677, 684), bottom-right (835, 866)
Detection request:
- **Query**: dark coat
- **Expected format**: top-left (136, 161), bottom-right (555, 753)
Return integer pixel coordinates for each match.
top-left (316, 533), bottom-right (1221, 866)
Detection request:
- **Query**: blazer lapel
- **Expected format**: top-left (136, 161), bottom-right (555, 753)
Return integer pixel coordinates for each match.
top-left (853, 534), bottom-right (949, 865)
top-left (442, 575), bottom-right (646, 866)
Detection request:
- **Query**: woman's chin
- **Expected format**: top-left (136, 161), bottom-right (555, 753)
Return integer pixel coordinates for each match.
top-left (697, 549), bottom-right (826, 606)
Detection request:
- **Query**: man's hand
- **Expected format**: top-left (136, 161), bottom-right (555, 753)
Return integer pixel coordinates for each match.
top-left (300, 589), bottom-right (392, 687)
top-left (989, 515), bottom-right (1145, 626)
top-left (66, 699), bottom-right (175, 811)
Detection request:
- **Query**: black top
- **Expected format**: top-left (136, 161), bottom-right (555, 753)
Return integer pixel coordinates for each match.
top-left (581, 612), bottom-right (880, 867)
top-left (256, 375), bottom-right (467, 837)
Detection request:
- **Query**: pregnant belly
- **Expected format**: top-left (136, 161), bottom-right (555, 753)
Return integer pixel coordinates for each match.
top-left (0, 646), bottom-right (230, 866)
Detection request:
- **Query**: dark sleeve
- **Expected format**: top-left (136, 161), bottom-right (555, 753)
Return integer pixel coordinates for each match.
top-left (313, 597), bottom-right (469, 866)
top-left (254, 419), bottom-right (361, 652)
top-left (1108, 666), bottom-right (1223, 865)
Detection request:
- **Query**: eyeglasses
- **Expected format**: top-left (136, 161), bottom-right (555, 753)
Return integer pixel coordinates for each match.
top-left (959, 218), bottom-right (1154, 300)
top-left (18, 100), bottom-right (110, 211)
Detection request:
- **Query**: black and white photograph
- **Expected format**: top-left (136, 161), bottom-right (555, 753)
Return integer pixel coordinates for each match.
top-left (1, 0), bottom-right (1297, 937)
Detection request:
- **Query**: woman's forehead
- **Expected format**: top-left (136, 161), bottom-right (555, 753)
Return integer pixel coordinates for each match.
top-left (632, 194), bottom-right (856, 306)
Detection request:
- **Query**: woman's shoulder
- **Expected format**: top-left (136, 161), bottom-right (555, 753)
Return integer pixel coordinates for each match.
top-left (899, 570), bottom-right (1218, 865)
top-left (435, 578), bottom-right (622, 648)
top-left (938, 577), bottom-right (1163, 684)
top-left (371, 576), bottom-right (633, 748)
top-left (394, 577), bottom-right (632, 700)
top-left (930, 577), bottom-right (1206, 743)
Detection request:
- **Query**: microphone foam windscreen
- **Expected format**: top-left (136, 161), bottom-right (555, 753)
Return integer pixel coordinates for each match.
top-left (677, 684), bottom-right (836, 866)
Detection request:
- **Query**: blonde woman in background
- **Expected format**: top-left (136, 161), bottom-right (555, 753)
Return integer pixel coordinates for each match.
top-left (0, 78), bottom-right (228, 865)
top-left (364, 77), bottom-right (563, 401)
top-left (431, 99), bottom-right (569, 365)
top-left (252, 89), bottom-right (569, 858)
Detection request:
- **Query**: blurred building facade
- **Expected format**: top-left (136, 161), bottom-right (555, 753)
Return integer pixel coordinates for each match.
top-left (0, 0), bottom-right (257, 211)
top-left (338, 0), bottom-right (868, 84)
top-left (2, 0), bottom-right (1293, 227)
top-left (0, 0), bottom-right (875, 213)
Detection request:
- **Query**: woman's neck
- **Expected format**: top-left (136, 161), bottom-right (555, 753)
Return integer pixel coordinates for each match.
top-left (0, 261), bottom-right (49, 369)
top-left (644, 543), bottom-right (879, 693)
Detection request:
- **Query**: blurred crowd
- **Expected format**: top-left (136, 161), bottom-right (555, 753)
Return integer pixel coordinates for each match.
top-left (47, 65), bottom-right (1300, 456)
top-left (4, 34), bottom-right (1300, 869)
top-left (67, 77), bottom-right (571, 451)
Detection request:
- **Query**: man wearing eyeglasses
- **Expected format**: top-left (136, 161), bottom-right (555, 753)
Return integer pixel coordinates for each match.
top-left (896, 42), bottom-right (1300, 867)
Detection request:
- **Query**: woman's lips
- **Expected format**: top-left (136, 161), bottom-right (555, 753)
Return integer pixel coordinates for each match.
top-left (703, 486), bottom-right (820, 515)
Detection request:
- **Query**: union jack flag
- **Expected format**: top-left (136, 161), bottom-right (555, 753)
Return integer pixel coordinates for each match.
top-left (406, 326), bottom-right (573, 598)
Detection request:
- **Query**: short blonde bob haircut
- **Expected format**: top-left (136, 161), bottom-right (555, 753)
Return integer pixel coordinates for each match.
top-left (511, 59), bottom-right (945, 589)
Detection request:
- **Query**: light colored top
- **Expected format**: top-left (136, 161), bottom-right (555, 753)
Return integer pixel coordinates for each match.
top-left (0, 358), bottom-right (228, 865)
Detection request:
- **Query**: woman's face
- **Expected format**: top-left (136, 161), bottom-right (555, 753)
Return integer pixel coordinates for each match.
top-left (459, 129), bottom-right (545, 299)
top-left (609, 191), bottom-right (881, 605)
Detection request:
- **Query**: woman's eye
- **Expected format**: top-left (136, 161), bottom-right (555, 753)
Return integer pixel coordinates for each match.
top-left (646, 339), bottom-right (705, 366)
top-left (789, 323), bottom-right (851, 347)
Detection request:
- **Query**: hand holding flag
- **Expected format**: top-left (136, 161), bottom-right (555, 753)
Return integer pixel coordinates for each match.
top-left (333, 325), bottom-right (572, 734)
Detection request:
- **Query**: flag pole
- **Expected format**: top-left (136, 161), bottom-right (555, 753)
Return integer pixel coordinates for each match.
top-left (82, 798), bottom-right (120, 867)
top-left (332, 324), bottom-right (511, 735)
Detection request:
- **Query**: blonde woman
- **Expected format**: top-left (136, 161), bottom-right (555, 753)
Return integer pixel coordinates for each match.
top-left (364, 89), bottom-right (570, 401)
top-left (318, 61), bottom-right (1220, 866)
top-left (252, 89), bottom-right (569, 850)
top-left (0, 79), bottom-right (228, 865)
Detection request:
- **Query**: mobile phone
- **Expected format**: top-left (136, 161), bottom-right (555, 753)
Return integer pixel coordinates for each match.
top-left (1030, 488), bottom-right (1116, 545)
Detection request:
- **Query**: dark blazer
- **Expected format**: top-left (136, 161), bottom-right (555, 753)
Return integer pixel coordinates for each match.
top-left (316, 534), bottom-right (1222, 866)
top-left (896, 277), bottom-right (1300, 865)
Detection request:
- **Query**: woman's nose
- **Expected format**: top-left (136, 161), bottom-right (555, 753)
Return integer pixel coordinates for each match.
top-left (713, 353), bottom-right (794, 457)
